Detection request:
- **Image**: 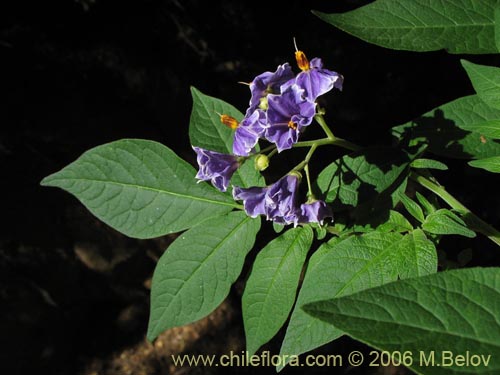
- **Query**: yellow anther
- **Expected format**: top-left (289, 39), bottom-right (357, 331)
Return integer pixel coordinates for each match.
top-left (288, 120), bottom-right (298, 130)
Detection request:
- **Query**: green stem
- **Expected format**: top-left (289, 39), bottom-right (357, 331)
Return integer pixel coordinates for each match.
top-left (304, 164), bottom-right (314, 198)
top-left (291, 143), bottom-right (318, 174)
top-left (315, 113), bottom-right (336, 140)
top-left (331, 138), bottom-right (362, 152)
top-left (293, 137), bottom-right (361, 152)
top-left (411, 172), bottom-right (500, 247)
top-left (259, 144), bottom-right (276, 154)
top-left (293, 138), bottom-right (332, 148)
top-left (267, 148), bottom-right (278, 159)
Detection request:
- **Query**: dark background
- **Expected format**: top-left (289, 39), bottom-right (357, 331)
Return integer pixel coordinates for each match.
top-left (2, 0), bottom-right (499, 374)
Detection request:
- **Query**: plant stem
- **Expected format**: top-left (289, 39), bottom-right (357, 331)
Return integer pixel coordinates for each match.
top-left (259, 144), bottom-right (276, 154)
top-left (331, 138), bottom-right (362, 152)
top-left (267, 148), bottom-right (278, 159)
top-left (411, 172), bottom-right (500, 247)
top-left (315, 113), bottom-right (336, 140)
top-left (294, 138), bottom-right (332, 148)
top-left (304, 163), bottom-right (314, 198)
top-left (291, 143), bottom-right (318, 174)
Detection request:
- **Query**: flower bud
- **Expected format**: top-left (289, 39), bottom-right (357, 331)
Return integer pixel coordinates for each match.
top-left (289, 170), bottom-right (302, 181)
top-left (254, 154), bottom-right (270, 171)
top-left (258, 96), bottom-right (269, 110)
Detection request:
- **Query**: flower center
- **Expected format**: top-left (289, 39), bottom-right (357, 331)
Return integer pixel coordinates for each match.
top-left (288, 120), bottom-right (298, 130)
top-left (295, 50), bottom-right (310, 71)
top-left (219, 114), bottom-right (239, 129)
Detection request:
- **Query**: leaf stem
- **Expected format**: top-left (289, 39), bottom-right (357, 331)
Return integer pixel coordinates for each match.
top-left (410, 172), bottom-right (500, 247)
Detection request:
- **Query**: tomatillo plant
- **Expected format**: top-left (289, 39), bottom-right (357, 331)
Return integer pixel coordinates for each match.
top-left (42, 1), bottom-right (500, 373)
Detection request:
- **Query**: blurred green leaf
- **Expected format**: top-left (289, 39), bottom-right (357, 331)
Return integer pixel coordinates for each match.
top-left (416, 191), bottom-right (436, 215)
top-left (393, 95), bottom-right (500, 159)
top-left (314, 0), bottom-right (498, 54)
top-left (469, 156), bottom-right (500, 172)
top-left (422, 209), bottom-right (476, 238)
top-left (243, 227), bottom-right (313, 356)
top-left (376, 210), bottom-right (413, 233)
top-left (317, 147), bottom-right (410, 211)
top-left (399, 193), bottom-right (425, 223)
top-left (304, 267), bottom-right (500, 375)
top-left (147, 212), bottom-right (260, 341)
top-left (41, 139), bottom-right (237, 238)
top-left (460, 119), bottom-right (500, 139)
top-left (411, 158), bottom-right (448, 170)
top-left (279, 229), bottom-right (436, 370)
top-left (462, 60), bottom-right (500, 109)
top-left (189, 87), bottom-right (264, 188)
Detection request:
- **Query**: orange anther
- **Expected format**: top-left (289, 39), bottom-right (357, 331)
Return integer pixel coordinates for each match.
top-left (295, 50), bottom-right (310, 71)
top-left (219, 114), bottom-right (239, 130)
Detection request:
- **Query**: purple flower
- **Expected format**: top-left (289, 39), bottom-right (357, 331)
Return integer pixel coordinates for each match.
top-left (294, 57), bottom-right (343, 102)
top-left (233, 174), bottom-right (300, 224)
top-left (296, 200), bottom-right (332, 225)
top-left (232, 186), bottom-right (267, 218)
top-left (233, 109), bottom-right (268, 156)
top-left (193, 147), bottom-right (239, 192)
top-left (266, 84), bottom-right (316, 152)
top-left (248, 63), bottom-right (295, 113)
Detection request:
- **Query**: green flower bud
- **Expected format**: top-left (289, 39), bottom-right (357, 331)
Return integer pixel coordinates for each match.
top-left (254, 154), bottom-right (270, 171)
top-left (258, 96), bottom-right (269, 110)
top-left (289, 170), bottom-right (302, 181)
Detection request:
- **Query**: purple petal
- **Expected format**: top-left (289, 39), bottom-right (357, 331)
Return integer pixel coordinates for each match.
top-left (297, 200), bottom-right (332, 225)
top-left (248, 63), bottom-right (295, 113)
top-left (233, 174), bottom-right (301, 225)
top-left (193, 147), bottom-right (239, 192)
top-left (233, 109), bottom-right (267, 156)
top-left (266, 84), bottom-right (316, 152)
top-left (264, 175), bottom-right (300, 223)
top-left (265, 125), bottom-right (299, 153)
top-left (233, 185), bottom-right (267, 218)
top-left (295, 58), bottom-right (343, 102)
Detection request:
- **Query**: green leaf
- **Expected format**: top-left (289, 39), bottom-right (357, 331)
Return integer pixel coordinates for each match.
top-left (376, 210), bottom-right (413, 233)
top-left (41, 139), bottom-right (237, 238)
top-left (393, 95), bottom-right (500, 159)
top-left (188, 87), bottom-right (264, 188)
top-left (416, 191), bottom-right (437, 215)
top-left (396, 229), bottom-right (437, 279)
top-left (273, 222), bottom-right (285, 233)
top-left (460, 119), bottom-right (500, 139)
top-left (314, 0), bottom-right (498, 54)
top-left (495, 4), bottom-right (500, 52)
top-left (469, 156), bottom-right (500, 172)
top-left (330, 179), bottom-right (408, 235)
top-left (423, 209), bottom-right (476, 238)
top-left (147, 211), bottom-right (260, 341)
top-left (316, 147), bottom-right (410, 211)
top-left (314, 224), bottom-right (327, 240)
top-left (461, 60), bottom-right (500, 110)
top-left (304, 267), bottom-right (500, 375)
top-left (411, 158), bottom-right (448, 170)
top-left (279, 230), bottom-right (436, 370)
top-left (243, 226), bottom-right (313, 356)
top-left (399, 193), bottom-right (425, 223)
top-left (189, 87), bottom-right (242, 154)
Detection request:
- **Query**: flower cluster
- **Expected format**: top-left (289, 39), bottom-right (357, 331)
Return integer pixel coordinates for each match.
top-left (233, 174), bottom-right (332, 226)
top-left (193, 48), bottom-right (342, 225)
